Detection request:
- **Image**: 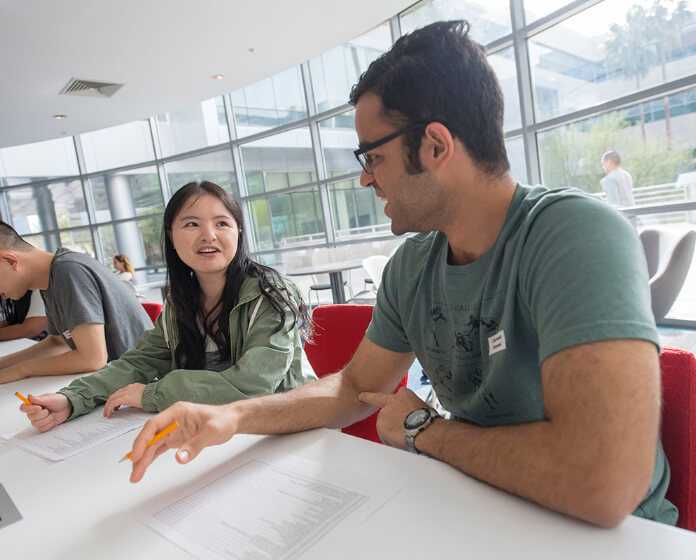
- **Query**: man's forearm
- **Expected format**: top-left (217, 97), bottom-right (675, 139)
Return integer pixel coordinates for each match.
top-left (0, 317), bottom-right (47, 341)
top-left (0, 335), bottom-right (66, 369)
top-left (231, 373), bottom-right (373, 435)
top-left (415, 417), bottom-right (651, 528)
top-left (0, 346), bottom-right (103, 383)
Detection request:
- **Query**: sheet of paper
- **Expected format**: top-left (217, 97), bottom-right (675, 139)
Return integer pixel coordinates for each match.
top-left (145, 454), bottom-right (398, 560)
top-left (1, 407), bottom-right (151, 462)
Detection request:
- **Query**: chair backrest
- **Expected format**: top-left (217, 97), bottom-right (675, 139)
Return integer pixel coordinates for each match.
top-left (649, 230), bottom-right (696, 322)
top-left (304, 304), bottom-right (408, 443)
top-left (660, 346), bottom-right (696, 531)
top-left (639, 228), bottom-right (661, 279)
top-left (361, 255), bottom-right (389, 290)
top-left (141, 301), bottom-right (163, 323)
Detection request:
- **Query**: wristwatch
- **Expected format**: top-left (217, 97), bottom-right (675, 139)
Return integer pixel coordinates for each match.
top-left (404, 407), bottom-right (440, 454)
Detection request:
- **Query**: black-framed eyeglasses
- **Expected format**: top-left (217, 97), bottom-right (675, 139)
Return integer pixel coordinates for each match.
top-left (353, 122), bottom-right (429, 174)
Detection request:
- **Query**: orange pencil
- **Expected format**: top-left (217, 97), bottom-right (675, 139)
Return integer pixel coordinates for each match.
top-left (119, 420), bottom-right (178, 463)
top-left (14, 392), bottom-right (31, 406)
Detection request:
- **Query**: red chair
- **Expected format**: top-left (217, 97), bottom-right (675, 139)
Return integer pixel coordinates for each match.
top-left (660, 346), bottom-right (696, 531)
top-left (141, 301), bottom-right (163, 323)
top-left (304, 304), bottom-right (408, 443)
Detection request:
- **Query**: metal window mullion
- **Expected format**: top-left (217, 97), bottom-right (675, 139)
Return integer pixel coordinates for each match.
top-left (70, 134), bottom-right (102, 259)
top-left (148, 117), bottom-right (163, 160)
top-left (310, 121), bottom-right (335, 244)
top-left (157, 162), bottom-right (171, 203)
top-left (223, 93), bottom-right (238, 141)
top-left (510, 0), bottom-right (540, 184)
top-left (0, 191), bottom-right (11, 224)
top-left (232, 143), bottom-right (257, 254)
top-left (389, 14), bottom-right (401, 42)
top-left (302, 59), bottom-right (335, 245)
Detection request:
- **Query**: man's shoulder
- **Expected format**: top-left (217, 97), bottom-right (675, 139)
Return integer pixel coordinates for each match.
top-left (50, 251), bottom-right (105, 283)
top-left (521, 185), bottom-right (620, 225)
top-left (382, 233), bottom-right (443, 296)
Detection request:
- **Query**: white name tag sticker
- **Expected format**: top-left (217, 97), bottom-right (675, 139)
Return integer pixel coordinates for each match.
top-left (488, 330), bottom-right (506, 355)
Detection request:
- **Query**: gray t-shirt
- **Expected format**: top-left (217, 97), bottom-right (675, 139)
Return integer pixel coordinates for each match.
top-left (42, 248), bottom-right (153, 361)
top-left (366, 184), bottom-right (676, 524)
top-left (601, 168), bottom-right (635, 207)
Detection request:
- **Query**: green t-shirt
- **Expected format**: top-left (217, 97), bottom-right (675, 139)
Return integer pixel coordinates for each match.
top-left (366, 184), bottom-right (677, 525)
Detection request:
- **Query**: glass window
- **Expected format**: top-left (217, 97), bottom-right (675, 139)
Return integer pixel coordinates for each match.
top-left (524, 0), bottom-right (573, 24)
top-left (164, 150), bottom-right (238, 195)
top-left (23, 234), bottom-right (49, 251)
top-left (248, 188), bottom-right (325, 251)
top-left (530, 0), bottom-right (696, 121)
top-left (6, 180), bottom-right (88, 234)
top-left (400, 0), bottom-right (512, 45)
top-left (319, 111), bottom-right (360, 177)
top-left (329, 177), bottom-right (390, 240)
top-left (309, 24), bottom-right (392, 112)
top-left (59, 227), bottom-right (95, 257)
top-left (88, 167), bottom-right (163, 224)
top-left (240, 127), bottom-right (316, 195)
top-left (156, 97), bottom-right (229, 157)
top-left (489, 48), bottom-right (522, 131)
top-left (0, 137), bottom-right (78, 186)
top-left (81, 121), bottom-right (155, 172)
top-left (538, 86), bottom-right (696, 206)
top-left (231, 67), bottom-right (307, 138)
top-left (505, 137), bottom-right (528, 182)
top-left (96, 215), bottom-right (164, 269)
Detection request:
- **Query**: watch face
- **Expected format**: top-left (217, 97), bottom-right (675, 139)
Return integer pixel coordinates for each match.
top-left (404, 408), bottom-right (431, 430)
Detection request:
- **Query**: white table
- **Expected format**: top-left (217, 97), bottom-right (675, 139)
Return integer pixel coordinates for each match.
top-left (1, 375), bottom-right (695, 558)
top-left (287, 259), bottom-right (364, 304)
top-left (0, 338), bottom-right (37, 356)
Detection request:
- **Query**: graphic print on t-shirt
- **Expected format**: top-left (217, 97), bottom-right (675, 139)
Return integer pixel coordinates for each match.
top-left (424, 302), bottom-right (500, 416)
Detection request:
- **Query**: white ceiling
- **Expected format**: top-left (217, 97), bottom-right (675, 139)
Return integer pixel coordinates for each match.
top-left (0, 0), bottom-right (413, 149)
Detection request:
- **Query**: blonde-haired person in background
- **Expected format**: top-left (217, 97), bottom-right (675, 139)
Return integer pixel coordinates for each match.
top-left (113, 254), bottom-right (135, 283)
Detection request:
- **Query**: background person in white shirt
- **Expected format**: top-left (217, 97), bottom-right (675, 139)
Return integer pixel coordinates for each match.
top-left (113, 254), bottom-right (135, 283)
top-left (600, 150), bottom-right (635, 208)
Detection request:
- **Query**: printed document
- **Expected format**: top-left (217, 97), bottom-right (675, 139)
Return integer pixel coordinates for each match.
top-left (145, 453), bottom-right (400, 560)
top-left (2, 407), bottom-right (150, 461)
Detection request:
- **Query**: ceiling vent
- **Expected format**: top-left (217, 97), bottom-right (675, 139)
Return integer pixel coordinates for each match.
top-left (59, 78), bottom-right (123, 98)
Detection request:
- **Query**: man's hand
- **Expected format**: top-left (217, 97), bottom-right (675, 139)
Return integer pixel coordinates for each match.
top-left (128, 401), bottom-right (239, 484)
top-left (358, 387), bottom-right (428, 449)
top-left (104, 383), bottom-right (146, 417)
top-left (20, 393), bottom-right (71, 432)
top-left (0, 364), bottom-right (28, 384)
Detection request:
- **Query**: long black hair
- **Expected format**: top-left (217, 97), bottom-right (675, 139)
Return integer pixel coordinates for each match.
top-left (0, 290), bottom-right (32, 325)
top-left (163, 181), bottom-right (309, 369)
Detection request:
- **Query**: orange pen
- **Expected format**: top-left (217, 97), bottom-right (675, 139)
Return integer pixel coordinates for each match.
top-left (14, 392), bottom-right (31, 406)
top-left (119, 420), bottom-right (179, 463)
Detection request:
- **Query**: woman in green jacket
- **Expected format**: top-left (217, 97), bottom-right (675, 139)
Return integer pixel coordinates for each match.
top-left (21, 181), bottom-right (310, 431)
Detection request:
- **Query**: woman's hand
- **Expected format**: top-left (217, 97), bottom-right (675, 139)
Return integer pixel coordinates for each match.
top-left (20, 393), bottom-right (71, 432)
top-left (104, 383), bottom-right (146, 417)
top-left (128, 401), bottom-right (239, 483)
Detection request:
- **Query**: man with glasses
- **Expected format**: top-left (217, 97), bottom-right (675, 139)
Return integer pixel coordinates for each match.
top-left (127, 20), bottom-right (675, 528)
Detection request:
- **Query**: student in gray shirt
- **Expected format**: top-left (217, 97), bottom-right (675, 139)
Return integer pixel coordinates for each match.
top-left (0, 222), bottom-right (152, 384)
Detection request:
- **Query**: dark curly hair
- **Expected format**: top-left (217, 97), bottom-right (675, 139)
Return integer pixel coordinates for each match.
top-left (349, 20), bottom-right (509, 176)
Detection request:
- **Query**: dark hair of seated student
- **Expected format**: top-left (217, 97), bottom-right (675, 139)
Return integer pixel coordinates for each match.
top-left (163, 180), bottom-right (311, 369)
